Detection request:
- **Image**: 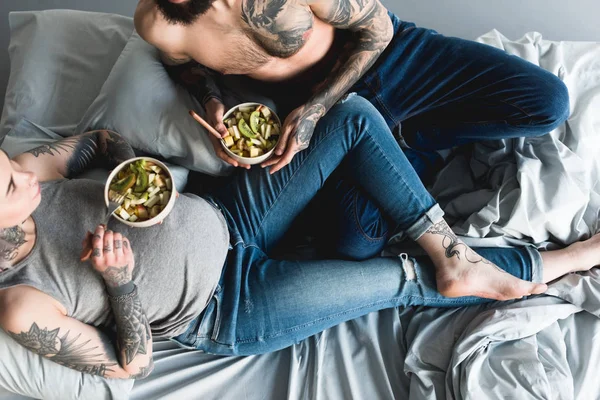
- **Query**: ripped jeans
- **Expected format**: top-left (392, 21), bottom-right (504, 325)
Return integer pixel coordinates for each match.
top-left (172, 96), bottom-right (543, 355)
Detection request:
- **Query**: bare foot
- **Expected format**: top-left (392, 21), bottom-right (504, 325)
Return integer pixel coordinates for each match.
top-left (564, 232), bottom-right (600, 273)
top-left (417, 220), bottom-right (547, 300)
top-left (435, 251), bottom-right (548, 300)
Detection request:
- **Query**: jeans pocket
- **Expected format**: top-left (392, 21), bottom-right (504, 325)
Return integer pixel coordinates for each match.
top-left (197, 284), bottom-right (223, 342)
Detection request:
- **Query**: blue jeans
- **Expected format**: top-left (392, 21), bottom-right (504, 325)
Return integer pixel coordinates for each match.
top-left (319, 12), bottom-right (572, 254)
top-left (350, 12), bottom-right (570, 182)
top-left (172, 96), bottom-right (543, 355)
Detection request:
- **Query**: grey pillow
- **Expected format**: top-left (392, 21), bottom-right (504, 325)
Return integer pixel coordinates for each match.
top-left (0, 10), bottom-right (134, 142)
top-left (77, 33), bottom-right (277, 176)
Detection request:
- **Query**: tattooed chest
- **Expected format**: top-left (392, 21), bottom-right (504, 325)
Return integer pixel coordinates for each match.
top-left (241, 0), bottom-right (314, 59)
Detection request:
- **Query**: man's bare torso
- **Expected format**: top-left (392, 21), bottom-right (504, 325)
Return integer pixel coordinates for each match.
top-left (135, 0), bottom-right (344, 83)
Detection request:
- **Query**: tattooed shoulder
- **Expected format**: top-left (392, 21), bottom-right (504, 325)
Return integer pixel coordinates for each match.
top-left (0, 226), bottom-right (27, 267)
top-left (25, 140), bottom-right (78, 158)
top-left (241, 0), bottom-right (314, 58)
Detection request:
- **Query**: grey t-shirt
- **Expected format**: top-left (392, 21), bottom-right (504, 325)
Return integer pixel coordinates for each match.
top-left (0, 179), bottom-right (230, 338)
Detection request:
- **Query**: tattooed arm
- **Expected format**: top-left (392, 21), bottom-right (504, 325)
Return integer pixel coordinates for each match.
top-left (308, 0), bottom-right (393, 110)
top-left (0, 227), bottom-right (153, 380)
top-left (261, 0), bottom-right (393, 173)
top-left (12, 130), bottom-right (135, 182)
top-left (0, 287), bottom-right (153, 380)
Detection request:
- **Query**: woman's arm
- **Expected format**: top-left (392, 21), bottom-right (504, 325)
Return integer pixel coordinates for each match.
top-left (0, 226), bottom-right (153, 379)
top-left (0, 287), bottom-right (153, 380)
top-left (13, 130), bottom-right (135, 182)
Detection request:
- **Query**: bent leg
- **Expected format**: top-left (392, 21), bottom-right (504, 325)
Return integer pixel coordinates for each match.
top-left (353, 14), bottom-right (570, 150)
top-left (316, 178), bottom-right (390, 260)
top-left (213, 95), bottom-right (545, 301)
top-left (212, 95), bottom-right (437, 254)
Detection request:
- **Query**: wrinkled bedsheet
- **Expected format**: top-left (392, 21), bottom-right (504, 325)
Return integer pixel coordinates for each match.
top-left (1, 30), bottom-right (600, 400)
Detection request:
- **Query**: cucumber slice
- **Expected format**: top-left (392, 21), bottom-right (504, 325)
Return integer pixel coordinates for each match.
top-left (238, 118), bottom-right (257, 139)
top-left (250, 111), bottom-right (261, 134)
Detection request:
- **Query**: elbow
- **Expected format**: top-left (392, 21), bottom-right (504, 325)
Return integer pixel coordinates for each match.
top-left (111, 358), bottom-right (155, 380)
top-left (127, 358), bottom-right (155, 380)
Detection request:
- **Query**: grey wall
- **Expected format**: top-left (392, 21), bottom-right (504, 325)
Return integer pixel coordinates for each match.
top-left (382, 0), bottom-right (600, 41)
top-left (1, 0), bottom-right (600, 113)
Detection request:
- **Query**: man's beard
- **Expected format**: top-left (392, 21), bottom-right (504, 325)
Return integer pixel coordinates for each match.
top-left (155, 0), bottom-right (214, 25)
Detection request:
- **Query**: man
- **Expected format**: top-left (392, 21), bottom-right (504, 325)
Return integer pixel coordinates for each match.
top-left (135, 0), bottom-right (570, 179)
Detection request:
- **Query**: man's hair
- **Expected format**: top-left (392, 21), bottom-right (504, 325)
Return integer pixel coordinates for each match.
top-left (154, 0), bottom-right (216, 25)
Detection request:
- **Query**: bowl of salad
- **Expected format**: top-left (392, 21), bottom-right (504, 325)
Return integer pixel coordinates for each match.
top-left (104, 157), bottom-right (176, 228)
top-left (221, 103), bottom-right (282, 165)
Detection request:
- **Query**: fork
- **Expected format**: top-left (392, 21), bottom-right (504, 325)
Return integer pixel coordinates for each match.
top-left (80, 191), bottom-right (126, 262)
top-left (106, 191), bottom-right (126, 224)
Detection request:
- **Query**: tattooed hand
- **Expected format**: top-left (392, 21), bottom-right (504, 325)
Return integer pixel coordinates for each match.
top-left (261, 103), bottom-right (326, 173)
top-left (84, 225), bottom-right (135, 287)
top-left (204, 98), bottom-right (252, 169)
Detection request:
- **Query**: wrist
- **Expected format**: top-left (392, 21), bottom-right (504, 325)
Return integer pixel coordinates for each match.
top-left (105, 280), bottom-right (135, 297)
top-left (203, 96), bottom-right (223, 110)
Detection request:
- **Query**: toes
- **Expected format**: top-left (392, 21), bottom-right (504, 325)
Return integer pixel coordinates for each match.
top-left (531, 283), bottom-right (548, 295)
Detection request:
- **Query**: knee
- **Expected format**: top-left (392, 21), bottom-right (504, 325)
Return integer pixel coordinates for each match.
top-left (530, 75), bottom-right (570, 131)
top-left (329, 183), bottom-right (390, 261)
top-left (328, 94), bottom-right (390, 138)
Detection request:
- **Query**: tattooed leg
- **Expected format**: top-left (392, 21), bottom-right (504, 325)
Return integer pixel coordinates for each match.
top-left (416, 220), bottom-right (547, 300)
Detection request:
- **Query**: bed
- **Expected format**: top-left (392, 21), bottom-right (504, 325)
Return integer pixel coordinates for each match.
top-left (1, 10), bottom-right (599, 400)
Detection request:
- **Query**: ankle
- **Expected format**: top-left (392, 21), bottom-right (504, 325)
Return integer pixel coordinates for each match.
top-left (564, 239), bottom-right (595, 273)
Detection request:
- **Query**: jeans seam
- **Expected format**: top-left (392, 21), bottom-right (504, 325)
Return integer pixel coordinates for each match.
top-left (363, 78), bottom-right (400, 129)
top-left (233, 294), bottom-right (479, 344)
top-left (253, 124), bottom-right (349, 240)
top-left (352, 191), bottom-right (388, 242)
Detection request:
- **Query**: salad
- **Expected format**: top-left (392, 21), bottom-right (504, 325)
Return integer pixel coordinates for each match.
top-left (222, 104), bottom-right (280, 158)
top-left (108, 159), bottom-right (172, 223)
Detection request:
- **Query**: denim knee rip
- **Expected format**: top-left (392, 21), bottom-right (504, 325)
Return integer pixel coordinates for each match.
top-left (398, 253), bottom-right (416, 280)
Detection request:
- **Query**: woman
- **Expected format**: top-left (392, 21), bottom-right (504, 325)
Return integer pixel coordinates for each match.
top-left (0, 96), bottom-right (597, 380)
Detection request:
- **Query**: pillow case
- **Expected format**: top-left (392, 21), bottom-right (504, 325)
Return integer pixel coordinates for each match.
top-left (0, 10), bottom-right (134, 143)
top-left (77, 33), bottom-right (277, 176)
